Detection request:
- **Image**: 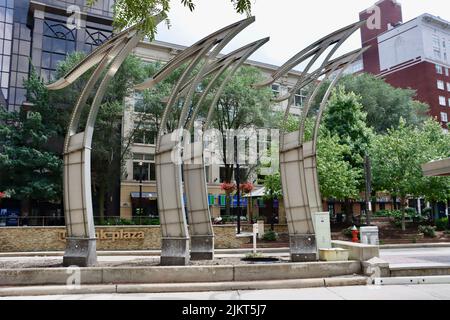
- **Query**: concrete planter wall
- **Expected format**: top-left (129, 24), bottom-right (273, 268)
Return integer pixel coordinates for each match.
top-left (0, 225), bottom-right (251, 252)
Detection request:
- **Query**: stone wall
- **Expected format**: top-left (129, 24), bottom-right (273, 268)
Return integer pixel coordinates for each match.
top-left (0, 225), bottom-right (250, 252)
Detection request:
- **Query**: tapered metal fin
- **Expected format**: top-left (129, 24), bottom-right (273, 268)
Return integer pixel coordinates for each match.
top-left (134, 16), bottom-right (256, 91)
top-left (254, 20), bottom-right (366, 89)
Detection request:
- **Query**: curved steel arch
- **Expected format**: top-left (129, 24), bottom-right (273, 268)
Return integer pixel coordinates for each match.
top-left (134, 17), bottom-right (258, 265)
top-left (254, 20), bottom-right (367, 261)
top-left (46, 16), bottom-right (165, 267)
top-left (182, 38), bottom-right (270, 260)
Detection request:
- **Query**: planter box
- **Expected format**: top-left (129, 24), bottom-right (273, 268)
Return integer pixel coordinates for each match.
top-left (319, 248), bottom-right (349, 262)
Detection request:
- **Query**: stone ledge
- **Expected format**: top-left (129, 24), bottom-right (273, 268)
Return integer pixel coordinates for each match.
top-left (332, 240), bottom-right (379, 262)
top-left (0, 276), bottom-right (369, 297)
top-left (0, 261), bottom-right (362, 286)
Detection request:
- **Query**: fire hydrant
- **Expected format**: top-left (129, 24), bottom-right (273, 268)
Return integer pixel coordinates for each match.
top-left (351, 226), bottom-right (359, 243)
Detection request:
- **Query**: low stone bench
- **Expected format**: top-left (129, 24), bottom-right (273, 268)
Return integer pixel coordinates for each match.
top-left (331, 240), bottom-right (379, 262)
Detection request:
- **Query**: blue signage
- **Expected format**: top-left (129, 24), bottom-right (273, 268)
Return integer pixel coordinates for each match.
top-left (6, 209), bottom-right (19, 227)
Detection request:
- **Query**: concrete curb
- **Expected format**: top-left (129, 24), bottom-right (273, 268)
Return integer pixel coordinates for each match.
top-left (390, 265), bottom-right (450, 277)
top-left (0, 276), bottom-right (368, 297)
top-left (0, 261), bottom-right (361, 286)
top-left (380, 243), bottom-right (450, 249)
top-left (0, 248), bottom-right (290, 258)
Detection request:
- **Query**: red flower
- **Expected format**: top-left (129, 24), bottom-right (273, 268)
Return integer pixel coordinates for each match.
top-left (240, 182), bottom-right (254, 194)
top-left (220, 182), bottom-right (236, 193)
top-left (0, 192), bottom-right (5, 199)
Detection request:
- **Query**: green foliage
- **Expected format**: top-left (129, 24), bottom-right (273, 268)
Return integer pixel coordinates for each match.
top-left (323, 86), bottom-right (373, 171)
top-left (316, 131), bottom-right (361, 200)
top-left (436, 218), bottom-right (449, 231)
top-left (263, 172), bottom-right (282, 201)
top-left (262, 230), bottom-right (278, 241)
top-left (370, 119), bottom-right (450, 206)
top-left (338, 73), bottom-right (429, 133)
top-left (0, 70), bottom-right (63, 202)
top-left (244, 252), bottom-right (264, 259)
top-left (97, 217), bottom-right (160, 226)
top-left (273, 107), bottom-right (362, 201)
top-left (87, 0), bottom-right (252, 39)
top-left (342, 227), bottom-right (353, 239)
top-left (418, 225), bottom-right (437, 238)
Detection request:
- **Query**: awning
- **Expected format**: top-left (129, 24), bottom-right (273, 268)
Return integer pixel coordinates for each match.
top-left (130, 192), bottom-right (157, 199)
top-left (422, 158), bottom-right (450, 177)
top-left (243, 187), bottom-right (266, 198)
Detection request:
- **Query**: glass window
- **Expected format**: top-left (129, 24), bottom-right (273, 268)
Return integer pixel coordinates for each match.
top-left (439, 96), bottom-right (447, 106)
top-left (3, 39), bottom-right (10, 55)
top-left (436, 64), bottom-right (443, 74)
top-left (437, 80), bottom-right (445, 90)
top-left (446, 68), bottom-right (449, 76)
top-left (133, 161), bottom-right (156, 181)
top-left (294, 89), bottom-right (307, 107)
top-left (447, 83), bottom-right (450, 92)
top-left (441, 112), bottom-right (448, 123)
top-left (1, 71), bottom-right (8, 87)
top-left (434, 49), bottom-right (441, 59)
top-left (272, 84), bottom-right (280, 98)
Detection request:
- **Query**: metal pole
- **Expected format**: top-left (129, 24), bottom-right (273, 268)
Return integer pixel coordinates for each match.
top-left (235, 136), bottom-right (241, 234)
top-left (364, 154), bottom-right (372, 226)
top-left (139, 161), bottom-right (143, 218)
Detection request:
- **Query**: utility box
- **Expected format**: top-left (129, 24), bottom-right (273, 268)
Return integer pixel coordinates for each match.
top-left (313, 212), bottom-right (332, 250)
top-left (360, 226), bottom-right (380, 246)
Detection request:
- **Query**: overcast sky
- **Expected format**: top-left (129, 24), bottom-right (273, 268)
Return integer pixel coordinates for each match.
top-left (154, 0), bottom-right (450, 69)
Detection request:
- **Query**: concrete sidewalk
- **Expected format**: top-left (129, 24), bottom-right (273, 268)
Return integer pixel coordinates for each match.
top-left (2, 284), bottom-right (450, 300)
top-left (0, 276), bottom-right (368, 297)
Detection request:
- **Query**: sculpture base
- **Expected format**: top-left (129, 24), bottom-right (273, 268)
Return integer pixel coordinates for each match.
top-left (289, 234), bottom-right (317, 262)
top-left (161, 238), bottom-right (190, 266)
top-left (190, 235), bottom-right (214, 261)
top-left (63, 237), bottom-right (97, 267)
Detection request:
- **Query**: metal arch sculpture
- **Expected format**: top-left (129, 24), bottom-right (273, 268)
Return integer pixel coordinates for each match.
top-left (254, 20), bottom-right (368, 262)
top-left (134, 17), bottom-right (263, 265)
top-left (181, 38), bottom-right (270, 260)
top-left (46, 15), bottom-right (166, 267)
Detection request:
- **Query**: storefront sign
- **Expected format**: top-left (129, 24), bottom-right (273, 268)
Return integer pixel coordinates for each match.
top-left (58, 229), bottom-right (145, 242)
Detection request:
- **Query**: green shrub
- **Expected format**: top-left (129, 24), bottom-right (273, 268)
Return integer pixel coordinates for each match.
top-left (418, 225), bottom-right (437, 238)
top-left (435, 218), bottom-right (449, 231)
top-left (342, 227), bottom-right (353, 238)
top-left (373, 210), bottom-right (393, 217)
top-left (404, 208), bottom-right (417, 216)
top-left (262, 230), bottom-right (278, 241)
top-left (245, 252), bottom-right (263, 259)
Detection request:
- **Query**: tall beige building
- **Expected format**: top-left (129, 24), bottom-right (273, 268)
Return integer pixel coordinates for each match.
top-left (119, 40), bottom-right (305, 221)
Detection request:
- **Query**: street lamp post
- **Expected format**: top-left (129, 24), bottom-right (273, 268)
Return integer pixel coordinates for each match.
top-left (139, 161), bottom-right (144, 220)
top-left (234, 136), bottom-right (241, 234)
top-left (364, 154), bottom-right (372, 226)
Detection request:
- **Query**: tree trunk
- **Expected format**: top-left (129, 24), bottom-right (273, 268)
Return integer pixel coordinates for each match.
top-left (344, 198), bottom-right (353, 224)
top-left (400, 196), bottom-right (407, 231)
top-left (225, 191), bottom-right (231, 217)
top-left (98, 183), bottom-right (106, 224)
top-left (20, 199), bottom-right (30, 226)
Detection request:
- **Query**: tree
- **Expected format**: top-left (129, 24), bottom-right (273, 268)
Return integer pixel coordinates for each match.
top-left (0, 52), bottom-right (153, 218)
top-left (370, 118), bottom-right (450, 230)
top-left (338, 73), bottom-right (429, 133)
top-left (322, 87), bottom-right (372, 219)
top-left (0, 70), bottom-right (63, 216)
top-left (53, 53), bottom-right (152, 220)
top-left (207, 66), bottom-right (273, 216)
top-left (87, 0), bottom-right (252, 39)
